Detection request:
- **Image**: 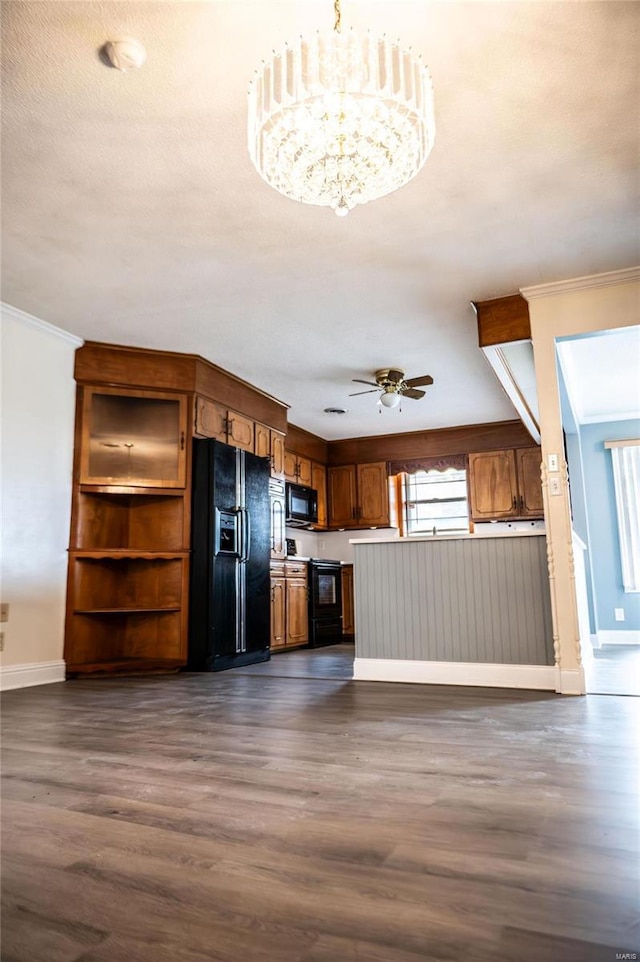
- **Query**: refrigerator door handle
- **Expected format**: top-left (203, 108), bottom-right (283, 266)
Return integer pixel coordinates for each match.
top-left (241, 507), bottom-right (251, 563)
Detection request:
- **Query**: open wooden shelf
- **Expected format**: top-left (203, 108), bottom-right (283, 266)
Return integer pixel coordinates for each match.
top-left (74, 607), bottom-right (182, 615)
top-left (66, 657), bottom-right (184, 676)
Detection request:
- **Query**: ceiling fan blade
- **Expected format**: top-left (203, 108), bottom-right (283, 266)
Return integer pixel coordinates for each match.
top-left (348, 388), bottom-right (380, 396)
top-left (401, 388), bottom-right (426, 400)
top-left (387, 369), bottom-right (404, 383)
top-left (352, 379), bottom-right (380, 388)
top-left (404, 374), bottom-right (434, 388)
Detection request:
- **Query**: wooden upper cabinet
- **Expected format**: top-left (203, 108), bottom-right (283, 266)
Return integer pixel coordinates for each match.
top-left (328, 464), bottom-right (358, 527)
top-left (257, 425), bottom-right (286, 479)
top-left (297, 457), bottom-right (312, 487)
top-left (80, 387), bottom-right (188, 488)
top-left (516, 447), bottom-right (543, 516)
top-left (468, 450), bottom-right (518, 520)
top-left (468, 447), bottom-right (543, 521)
top-left (271, 431), bottom-right (286, 480)
top-left (227, 411), bottom-right (254, 452)
top-left (194, 397), bottom-right (254, 453)
top-left (328, 461), bottom-right (389, 528)
top-left (312, 462), bottom-right (328, 529)
top-left (255, 422), bottom-right (271, 460)
top-left (357, 461), bottom-right (389, 527)
top-left (284, 450), bottom-right (298, 482)
top-left (284, 450), bottom-right (312, 485)
top-left (194, 397), bottom-right (227, 441)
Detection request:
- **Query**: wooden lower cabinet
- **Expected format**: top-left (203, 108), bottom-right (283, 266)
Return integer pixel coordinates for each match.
top-left (270, 573), bottom-right (286, 649)
top-left (270, 560), bottom-right (308, 651)
top-left (342, 564), bottom-right (354, 637)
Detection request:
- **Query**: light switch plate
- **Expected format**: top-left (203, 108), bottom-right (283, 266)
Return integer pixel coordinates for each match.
top-left (614, 608), bottom-right (625, 622)
top-left (548, 454), bottom-right (559, 473)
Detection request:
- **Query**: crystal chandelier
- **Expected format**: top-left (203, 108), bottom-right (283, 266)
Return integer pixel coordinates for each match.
top-left (248, 0), bottom-right (435, 216)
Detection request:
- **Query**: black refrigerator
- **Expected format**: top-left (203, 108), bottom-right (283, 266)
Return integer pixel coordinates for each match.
top-left (188, 438), bottom-right (271, 671)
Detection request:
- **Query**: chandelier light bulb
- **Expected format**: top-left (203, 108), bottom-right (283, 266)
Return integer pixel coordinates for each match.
top-left (248, 5), bottom-right (435, 216)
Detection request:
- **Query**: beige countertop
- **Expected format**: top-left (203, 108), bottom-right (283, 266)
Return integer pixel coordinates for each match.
top-left (350, 530), bottom-right (546, 545)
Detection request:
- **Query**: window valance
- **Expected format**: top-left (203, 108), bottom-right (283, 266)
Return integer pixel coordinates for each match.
top-left (389, 454), bottom-right (468, 476)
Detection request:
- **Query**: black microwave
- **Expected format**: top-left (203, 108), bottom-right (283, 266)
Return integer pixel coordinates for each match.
top-left (285, 482), bottom-right (318, 528)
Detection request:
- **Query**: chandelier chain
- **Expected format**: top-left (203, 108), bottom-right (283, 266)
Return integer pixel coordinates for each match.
top-left (334, 0), bottom-right (341, 34)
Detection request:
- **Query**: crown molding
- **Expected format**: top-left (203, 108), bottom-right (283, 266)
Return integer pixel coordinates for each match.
top-left (521, 266), bottom-right (640, 300)
top-left (1, 302), bottom-right (83, 346)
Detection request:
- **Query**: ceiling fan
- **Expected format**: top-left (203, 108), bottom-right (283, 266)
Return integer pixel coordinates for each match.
top-left (349, 368), bottom-right (434, 409)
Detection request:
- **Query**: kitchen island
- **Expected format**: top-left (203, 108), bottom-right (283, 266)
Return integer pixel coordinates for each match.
top-left (351, 531), bottom-right (557, 691)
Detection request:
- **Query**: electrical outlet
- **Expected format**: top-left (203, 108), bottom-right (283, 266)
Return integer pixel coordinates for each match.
top-left (615, 608), bottom-right (625, 622)
top-left (0, 603), bottom-right (8, 622)
top-left (549, 476), bottom-right (562, 496)
top-left (548, 453), bottom-right (559, 473)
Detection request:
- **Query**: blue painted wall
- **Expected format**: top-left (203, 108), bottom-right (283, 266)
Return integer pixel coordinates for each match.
top-left (579, 419), bottom-right (640, 632)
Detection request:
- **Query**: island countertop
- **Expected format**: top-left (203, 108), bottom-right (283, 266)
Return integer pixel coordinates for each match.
top-left (350, 529), bottom-right (546, 545)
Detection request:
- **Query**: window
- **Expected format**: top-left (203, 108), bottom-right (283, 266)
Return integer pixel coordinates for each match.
top-left (606, 439), bottom-right (640, 593)
top-left (403, 467), bottom-right (469, 536)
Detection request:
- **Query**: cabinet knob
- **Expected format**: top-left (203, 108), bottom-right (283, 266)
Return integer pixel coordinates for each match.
top-left (180, 431), bottom-right (185, 451)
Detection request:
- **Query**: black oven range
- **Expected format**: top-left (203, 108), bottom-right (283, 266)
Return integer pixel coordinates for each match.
top-left (308, 559), bottom-right (343, 648)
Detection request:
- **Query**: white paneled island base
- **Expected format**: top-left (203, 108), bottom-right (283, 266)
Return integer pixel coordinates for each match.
top-left (351, 532), bottom-right (560, 692)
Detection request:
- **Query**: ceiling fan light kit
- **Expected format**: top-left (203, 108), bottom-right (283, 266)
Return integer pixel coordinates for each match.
top-left (248, 0), bottom-right (435, 216)
top-left (349, 368), bottom-right (434, 412)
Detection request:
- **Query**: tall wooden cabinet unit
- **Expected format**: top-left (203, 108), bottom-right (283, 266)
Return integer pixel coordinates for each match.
top-left (468, 447), bottom-right (543, 521)
top-left (66, 387), bottom-right (191, 675)
top-left (65, 342), bottom-right (289, 676)
top-left (270, 560), bottom-right (309, 651)
top-left (328, 461), bottom-right (390, 528)
top-left (270, 478), bottom-right (286, 559)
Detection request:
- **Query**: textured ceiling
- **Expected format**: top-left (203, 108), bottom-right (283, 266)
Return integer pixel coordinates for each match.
top-left (2, 1), bottom-right (639, 439)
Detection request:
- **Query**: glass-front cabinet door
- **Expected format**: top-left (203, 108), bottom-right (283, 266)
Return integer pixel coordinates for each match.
top-left (80, 387), bottom-right (187, 488)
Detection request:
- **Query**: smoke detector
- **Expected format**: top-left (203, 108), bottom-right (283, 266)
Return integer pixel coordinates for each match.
top-left (103, 38), bottom-right (147, 72)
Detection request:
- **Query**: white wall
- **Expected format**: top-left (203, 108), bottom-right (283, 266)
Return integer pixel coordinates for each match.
top-left (1, 304), bottom-right (81, 687)
top-left (286, 525), bottom-right (399, 562)
top-left (522, 267), bottom-right (640, 694)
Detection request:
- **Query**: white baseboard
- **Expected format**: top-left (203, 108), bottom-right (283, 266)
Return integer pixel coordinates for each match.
top-left (0, 660), bottom-right (66, 691)
top-left (555, 667), bottom-right (586, 696)
top-left (353, 657), bottom-right (557, 691)
top-left (598, 630), bottom-right (640, 646)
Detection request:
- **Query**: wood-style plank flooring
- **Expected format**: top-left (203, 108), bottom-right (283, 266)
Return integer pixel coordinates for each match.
top-left (586, 644), bottom-right (640, 696)
top-left (2, 645), bottom-right (639, 962)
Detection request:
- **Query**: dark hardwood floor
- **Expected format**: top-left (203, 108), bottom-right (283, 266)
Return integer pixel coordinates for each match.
top-left (2, 645), bottom-right (639, 962)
